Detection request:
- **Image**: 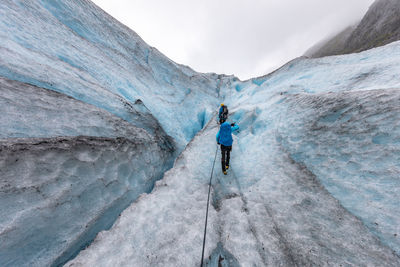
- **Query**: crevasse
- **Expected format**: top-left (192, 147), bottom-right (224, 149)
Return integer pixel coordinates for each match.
top-left (1, 0), bottom-right (400, 266)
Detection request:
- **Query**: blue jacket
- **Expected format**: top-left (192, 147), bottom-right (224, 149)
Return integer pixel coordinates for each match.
top-left (216, 121), bottom-right (239, 146)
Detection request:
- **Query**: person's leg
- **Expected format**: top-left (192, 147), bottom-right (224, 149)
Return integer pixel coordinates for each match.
top-left (226, 146), bottom-right (231, 168)
top-left (220, 145), bottom-right (226, 172)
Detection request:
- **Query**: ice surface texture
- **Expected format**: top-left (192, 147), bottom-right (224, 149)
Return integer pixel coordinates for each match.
top-left (0, 135), bottom-right (173, 266)
top-left (67, 120), bottom-right (223, 266)
top-left (0, 75), bottom-right (174, 266)
top-left (69, 42), bottom-right (400, 266)
top-left (2, 0), bottom-right (400, 265)
top-left (0, 0), bottom-right (226, 265)
top-left (0, 77), bottom-right (156, 139)
top-left (0, 0), bottom-right (224, 148)
top-left (278, 88), bottom-right (400, 255)
top-left (68, 117), bottom-right (400, 266)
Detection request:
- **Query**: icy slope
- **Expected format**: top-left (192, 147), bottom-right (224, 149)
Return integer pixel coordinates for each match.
top-left (228, 41), bottom-right (400, 256)
top-left (0, 135), bottom-right (172, 267)
top-left (0, 76), bottom-right (174, 266)
top-left (0, 77), bottom-right (152, 139)
top-left (0, 0), bottom-right (225, 147)
top-left (2, 0), bottom-right (400, 265)
top-left (68, 115), bottom-right (399, 266)
top-left (67, 118), bottom-right (222, 266)
top-left (278, 88), bottom-right (400, 254)
top-left (0, 0), bottom-right (228, 266)
top-left (68, 42), bottom-right (400, 266)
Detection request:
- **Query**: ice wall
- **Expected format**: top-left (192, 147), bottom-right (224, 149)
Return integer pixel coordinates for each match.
top-left (0, 135), bottom-right (172, 267)
top-left (0, 0), bottom-right (228, 266)
top-left (0, 72), bottom-right (177, 265)
top-left (2, 0), bottom-right (400, 265)
top-left (0, 77), bottom-right (158, 140)
top-left (0, 0), bottom-right (225, 148)
top-left (278, 88), bottom-right (400, 255)
top-left (227, 41), bottom-right (400, 258)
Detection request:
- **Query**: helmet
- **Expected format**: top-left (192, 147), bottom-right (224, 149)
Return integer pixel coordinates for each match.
top-left (220, 103), bottom-right (224, 106)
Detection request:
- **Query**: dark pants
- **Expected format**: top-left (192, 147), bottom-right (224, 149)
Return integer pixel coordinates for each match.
top-left (220, 144), bottom-right (232, 172)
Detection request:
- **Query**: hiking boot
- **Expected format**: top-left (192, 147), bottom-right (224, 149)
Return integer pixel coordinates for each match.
top-left (223, 171), bottom-right (227, 175)
top-left (225, 165), bottom-right (229, 170)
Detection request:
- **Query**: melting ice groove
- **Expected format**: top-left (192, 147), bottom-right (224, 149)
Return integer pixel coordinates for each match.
top-left (1, 0), bottom-right (400, 266)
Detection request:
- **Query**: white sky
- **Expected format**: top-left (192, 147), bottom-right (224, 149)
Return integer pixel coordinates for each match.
top-left (92, 0), bottom-right (375, 80)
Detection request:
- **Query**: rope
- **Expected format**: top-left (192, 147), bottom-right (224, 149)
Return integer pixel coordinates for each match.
top-left (200, 145), bottom-right (219, 267)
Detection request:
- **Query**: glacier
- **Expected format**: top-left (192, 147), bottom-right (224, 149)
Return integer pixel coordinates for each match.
top-left (1, 0), bottom-right (400, 266)
top-left (68, 42), bottom-right (400, 266)
top-left (0, 0), bottom-right (224, 147)
top-left (0, 0), bottom-right (224, 266)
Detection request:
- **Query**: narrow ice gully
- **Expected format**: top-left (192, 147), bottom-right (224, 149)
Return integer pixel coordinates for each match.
top-left (70, 42), bottom-right (400, 266)
top-left (0, 0), bottom-right (399, 266)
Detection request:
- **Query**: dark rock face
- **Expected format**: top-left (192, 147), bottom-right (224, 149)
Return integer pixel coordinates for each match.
top-left (347, 0), bottom-right (400, 53)
top-left (306, 0), bottom-right (400, 58)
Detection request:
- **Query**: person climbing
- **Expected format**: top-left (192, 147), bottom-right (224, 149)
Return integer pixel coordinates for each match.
top-left (219, 103), bottom-right (228, 124)
top-left (216, 121), bottom-right (239, 175)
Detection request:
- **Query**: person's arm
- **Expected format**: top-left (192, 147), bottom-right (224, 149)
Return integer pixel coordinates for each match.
top-left (231, 123), bottom-right (239, 132)
top-left (216, 131), bottom-right (220, 144)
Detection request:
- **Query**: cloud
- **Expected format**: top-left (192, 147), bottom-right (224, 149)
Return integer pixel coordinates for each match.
top-left (92, 0), bottom-right (375, 79)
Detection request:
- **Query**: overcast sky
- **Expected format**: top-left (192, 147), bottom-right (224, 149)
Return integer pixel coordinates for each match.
top-left (92, 0), bottom-right (375, 80)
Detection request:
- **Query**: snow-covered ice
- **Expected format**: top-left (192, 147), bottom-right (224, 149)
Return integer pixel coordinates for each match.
top-left (68, 42), bottom-right (400, 266)
top-left (0, 0), bottom-right (223, 148)
top-left (0, 77), bottom-right (157, 139)
top-left (68, 114), bottom-right (399, 266)
top-left (227, 41), bottom-right (400, 258)
top-left (1, 0), bottom-right (400, 266)
top-left (0, 134), bottom-right (173, 266)
top-left (277, 88), bottom-right (400, 255)
top-left (67, 118), bottom-right (222, 266)
top-left (0, 0), bottom-right (224, 265)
